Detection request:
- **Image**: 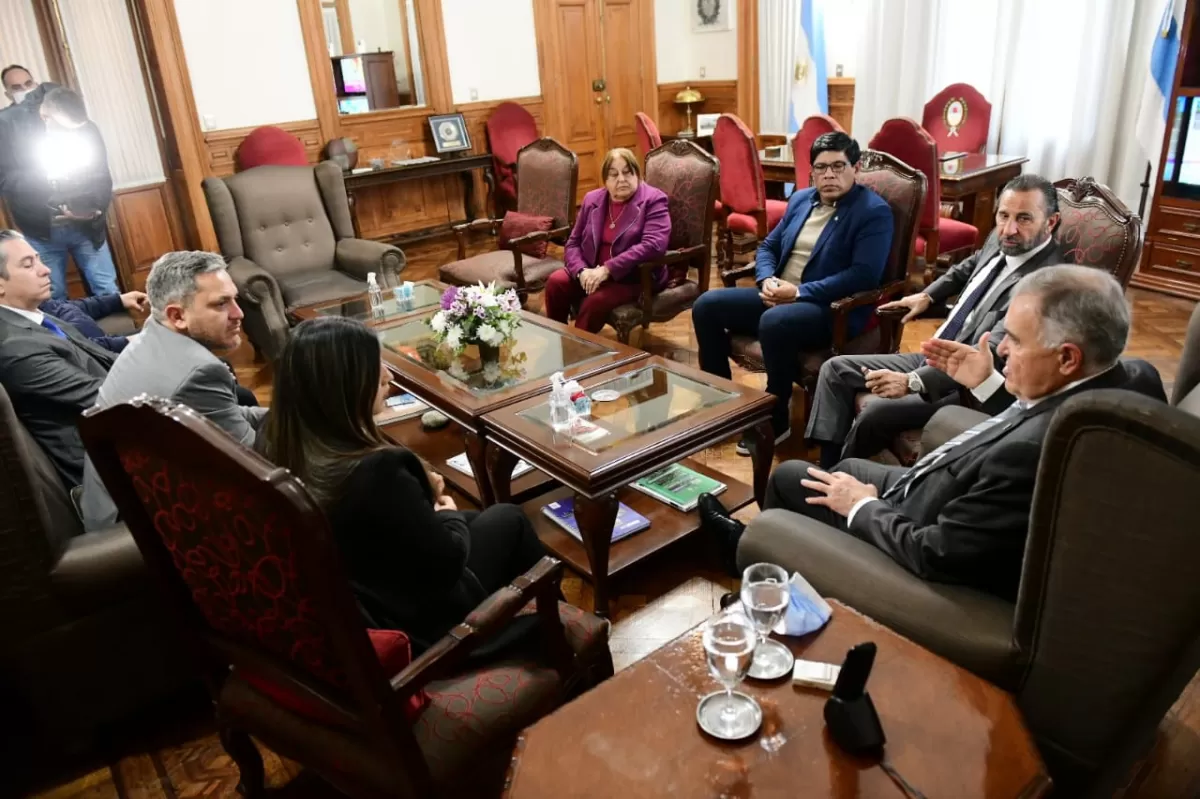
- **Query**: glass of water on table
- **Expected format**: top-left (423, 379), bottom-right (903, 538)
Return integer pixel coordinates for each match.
top-left (741, 562), bottom-right (795, 679)
top-left (697, 611), bottom-right (761, 740)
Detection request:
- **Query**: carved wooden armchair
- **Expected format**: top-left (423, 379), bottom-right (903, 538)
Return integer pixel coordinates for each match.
top-left (79, 397), bottom-right (613, 799)
top-left (439, 138), bottom-right (578, 305)
top-left (729, 150), bottom-right (926, 431)
top-left (597, 140), bottom-right (719, 344)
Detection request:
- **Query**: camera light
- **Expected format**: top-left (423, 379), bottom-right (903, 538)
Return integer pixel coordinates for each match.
top-left (38, 130), bottom-right (94, 182)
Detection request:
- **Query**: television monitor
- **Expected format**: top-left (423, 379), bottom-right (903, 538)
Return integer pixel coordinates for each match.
top-left (1163, 94), bottom-right (1200, 200)
top-left (340, 57), bottom-right (366, 94)
top-left (338, 96), bottom-right (370, 115)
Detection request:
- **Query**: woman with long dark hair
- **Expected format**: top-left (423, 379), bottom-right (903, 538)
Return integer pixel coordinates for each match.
top-left (263, 316), bottom-right (548, 652)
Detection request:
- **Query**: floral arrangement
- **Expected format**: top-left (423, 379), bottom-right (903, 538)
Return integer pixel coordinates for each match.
top-left (428, 283), bottom-right (521, 354)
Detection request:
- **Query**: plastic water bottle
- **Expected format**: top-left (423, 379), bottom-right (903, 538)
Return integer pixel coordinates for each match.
top-left (367, 272), bottom-right (385, 320)
top-left (548, 372), bottom-right (573, 432)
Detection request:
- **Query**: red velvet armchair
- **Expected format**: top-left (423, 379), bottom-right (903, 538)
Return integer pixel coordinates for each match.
top-left (868, 117), bottom-right (977, 285)
top-left (713, 113), bottom-right (789, 286)
top-left (729, 150), bottom-right (927, 430)
top-left (921, 83), bottom-right (992, 154)
top-left (438, 138), bottom-right (578, 304)
top-left (79, 397), bottom-right (613, 799)
top-left (597, 139), bottom-right (719, 344)
top-left (236, 126), bottom-right (309, 171)
top-left (486, 102), bottom-right (540, 217)
top-left (635, 112), bottom-right (663, 164)
top-left (791, 114), bottom-right (844, 188)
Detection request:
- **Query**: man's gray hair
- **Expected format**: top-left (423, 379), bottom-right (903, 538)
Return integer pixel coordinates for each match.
top-left (1012, 264), bottom-right (1129, 372)
top-left (146, 251), bottom-right (227, 321)
top-left (0, 229), bottom-right (26, 279)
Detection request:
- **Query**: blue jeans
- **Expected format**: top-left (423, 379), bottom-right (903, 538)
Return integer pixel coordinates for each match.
top-left (693, 287), bottom-right (835, 434)
top-left (27, 226), bottom-right (120, 300)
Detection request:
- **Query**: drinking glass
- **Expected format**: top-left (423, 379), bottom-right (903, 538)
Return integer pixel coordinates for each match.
top-left (697, 611), bottom-right (762, 739)
top-left (740, 562), bottom-right (795, 679)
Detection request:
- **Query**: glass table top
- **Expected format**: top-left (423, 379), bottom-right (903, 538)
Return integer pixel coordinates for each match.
top-left (310, 282), bottom-right (443, 322)
top-left (378, 309), bottom-right (616, 394)
top-left (517, 364), bottom-right (738, 453)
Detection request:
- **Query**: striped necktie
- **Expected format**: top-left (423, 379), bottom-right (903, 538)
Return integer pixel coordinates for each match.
top-left (883, 400), bottom-right (1027, 500)
top-left (938, 256), bottom-right (1007, 342)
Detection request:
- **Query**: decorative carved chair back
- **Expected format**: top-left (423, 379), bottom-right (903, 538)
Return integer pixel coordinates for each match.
top-left (712, 113), bottom-right (767, 215)
top-left (855, 149), bottom-right (927, 287)
top-left (1053, 177), bottom-right (1143, 288)
top-left (868, 117), bottom-right (941, 232)
top-left (515, 137), bottom-right (579, 230)
top-left (645, 139), bottom-right (720, 287)
top-left (791, 114), bottom-right (844, 187)
top-left (635, 112), bottom-right (662, 162)
top-left (922, 83), bottom-right (992, 154)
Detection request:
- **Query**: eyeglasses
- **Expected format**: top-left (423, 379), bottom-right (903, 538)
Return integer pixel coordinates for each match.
top-left (812, 161), bottom-right (849, 175)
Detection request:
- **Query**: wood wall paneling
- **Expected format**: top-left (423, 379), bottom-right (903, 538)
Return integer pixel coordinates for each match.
top-left (828, 77), bottom-right (855, 134)
top-left (108, 182), bottom-right (188, 291)
top-left (737, 0), bottom-right (759, 131)
top-left (203, 120), bottom-right (324, 177)
top-left (656, 80), bottom-right (738, 136)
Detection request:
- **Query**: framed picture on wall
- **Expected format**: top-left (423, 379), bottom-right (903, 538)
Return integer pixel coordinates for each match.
top-left (428, 113), bottom-right (472, 154)
top-left (692, 0), bottom-right (730, 32)
top-left (696, 113), bottom-right (720, 136)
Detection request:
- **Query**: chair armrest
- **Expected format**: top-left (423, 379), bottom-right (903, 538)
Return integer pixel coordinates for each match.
top-left (452, 219), bottom-right (502, 259)
top-left (829, 279), bottom-right (910, 351)
top-left (335, 238), bottom-right (406, 285)
top-left (226, 256), bottom-right (283, 311)
top-left (388, 556), bottom-right (572, 697)
top-left (637, 244), bottom-right (706, 270)
top-left (226, 256), bottom-right (289, 360)
top-left (830, 279), bottom-right (910, 313)
top-left (49, 524), bottom-right (149, 609)
top-left (506, 225), bottom-right (572, 249)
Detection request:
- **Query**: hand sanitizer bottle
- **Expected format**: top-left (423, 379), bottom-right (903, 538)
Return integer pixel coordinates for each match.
top-left (367, 272), bottom-right (385, 320)
top-left (548, 371), bottom-right (574, 432)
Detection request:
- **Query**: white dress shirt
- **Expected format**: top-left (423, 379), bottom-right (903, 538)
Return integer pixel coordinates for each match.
top-left (3, 305), bottom-right (45, 325)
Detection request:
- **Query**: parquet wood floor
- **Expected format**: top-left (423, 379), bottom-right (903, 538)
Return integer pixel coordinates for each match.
top-left (26, 234), bottom-right (1199, 799)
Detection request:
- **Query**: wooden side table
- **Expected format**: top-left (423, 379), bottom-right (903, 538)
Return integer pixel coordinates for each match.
top-left (505, 601), bottom-right (1051, 798)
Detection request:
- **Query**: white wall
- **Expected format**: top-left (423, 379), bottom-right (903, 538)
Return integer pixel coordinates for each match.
top-left (346, 0), bottom-right (412, 94)
top-left (822, 0), bottom-right (859, 78)
top-left (443, 0), bottom-right (541, 103)
top-left (175, 0), bottom-right (316, 130)
top-left (655, 0), bottom-right (738, 83)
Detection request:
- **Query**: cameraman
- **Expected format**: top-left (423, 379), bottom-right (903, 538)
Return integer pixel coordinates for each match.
top-left (0, 71), bottom-right (119, 300)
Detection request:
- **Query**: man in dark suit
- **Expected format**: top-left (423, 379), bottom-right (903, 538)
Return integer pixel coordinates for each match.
top-left (703, 265), bottom-right (1165, 599)
top-left (0, 229), bottom-right (115, 488)
top-left (805, 174), bottom-right (1062, 467)
top-left (692, 132), bottom-right (894, 453)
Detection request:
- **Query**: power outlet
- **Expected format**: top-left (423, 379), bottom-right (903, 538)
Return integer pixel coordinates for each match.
top-left (201, 114), bottom-right (216, 131)
top-left (699, 66), bottom-right (706, 78)
top-left (469, 87), bottom-right (479, 101)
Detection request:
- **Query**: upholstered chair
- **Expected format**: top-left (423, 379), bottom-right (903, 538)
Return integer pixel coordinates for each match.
top-left (1175, 301), bottom-right (1200, 413)
top-left (235, 126), bottom-right (309, 171)
top-left (791, 114), bottom-right (844, 188)
top-left (727, 150), bottom-right (926, 431)
top-left (712, 113), bottom-right (790, 286)
top-left (597, 140), bottom-right (719, 344)
top-left (79, 396), bottom-right (614, 799)
top-left (868, 117), bottom-right (978, 284)
top-left (202, 161), bottom-right (405, 361)
top-left (738, 390), bottom-right (1200, 795)
top-left (438, 138), bottom-right (578, 304)
top-left (634, 112), bottom-right (663, 164)
top-left (486, 102), bottom-right (540, 217)
top-left (921, 83), bottom-right (992, 154)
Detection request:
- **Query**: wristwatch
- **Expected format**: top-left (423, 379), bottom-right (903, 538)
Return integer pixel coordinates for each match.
top-left (906, 372), bottom-right (924, 395)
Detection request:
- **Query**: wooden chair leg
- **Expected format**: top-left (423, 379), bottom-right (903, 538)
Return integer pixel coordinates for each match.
top-left (219, 725), bottom-right (266, 799)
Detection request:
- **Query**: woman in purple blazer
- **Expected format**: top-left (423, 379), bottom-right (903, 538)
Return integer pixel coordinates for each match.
top-left (544, 147), bottom-right (671, 333)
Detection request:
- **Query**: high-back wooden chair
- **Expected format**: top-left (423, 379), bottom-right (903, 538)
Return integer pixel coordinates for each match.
top-left (486, 102), bottom-right (540, 216)
top-left (712, 113), bottom-right (789, 286)
top-left (791, 114), bottom-right (845, 188)
top-left (634, 112), bottom-right (662, 165)
top-left (79, 397), bottom-right (612, 799)
top-left (921, 83), bottom-right (992, 154)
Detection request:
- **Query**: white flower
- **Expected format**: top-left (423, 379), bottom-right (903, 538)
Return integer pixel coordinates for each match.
top-left (446, 326), bottom-right (462, 350)
top-left (429, 311), bottom-right (447, 333)
top-left (482, 362), bottom-right (502, 383)
top-left (447, 361), bottom-right (469, 381)
top-left (480, 290), bottom-right (499, 307)
top-left (476, 323), bottom-right (502, 345)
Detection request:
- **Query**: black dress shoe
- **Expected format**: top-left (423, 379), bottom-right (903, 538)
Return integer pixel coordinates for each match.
top-left (698, 493), bottom-right (744, 575)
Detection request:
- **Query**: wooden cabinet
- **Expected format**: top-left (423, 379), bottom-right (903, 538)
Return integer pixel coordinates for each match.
top-left (1132, 3), bottom-right (1200, 299)
top-left (827, 77), bottom-right (855, 134)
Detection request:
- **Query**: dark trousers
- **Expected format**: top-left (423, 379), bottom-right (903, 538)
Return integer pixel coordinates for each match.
top-left (464, 504), bottom-right (547, 593)
top-left (763, 458), bottom-right (907, 532)
top-left (692, 287), bottom-right (833, 433)
top-left (543, 267), bottom-right (645, 334)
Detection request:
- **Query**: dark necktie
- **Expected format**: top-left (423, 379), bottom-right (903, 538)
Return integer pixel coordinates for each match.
top-left (41, 317), bottom-right (68, 339)
top-left (938, 255), bottom-right (1008, 342)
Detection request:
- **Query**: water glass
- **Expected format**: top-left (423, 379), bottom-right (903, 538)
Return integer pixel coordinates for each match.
top-left (741, 562), bottom-right (795, 679)
top-left (697, 612), bottom-right (762, 739)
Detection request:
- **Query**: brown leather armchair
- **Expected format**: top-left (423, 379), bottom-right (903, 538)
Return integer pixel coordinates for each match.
top-left (738, 390), bottom-right (1200, 794)
top-left (438, 138), bottom-right (578, 304)
top-left (80, 396), bottom-right (613, 799)
top-left (202, 161), bottom-right (406, 360)
top-left (1175, 301), bottom-right (1200, 413)
top-left (728, 149), bottom-right (926, 431)
top-left (0, 384), bottom-right (193, 771)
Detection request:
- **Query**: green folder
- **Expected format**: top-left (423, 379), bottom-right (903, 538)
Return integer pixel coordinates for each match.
top-left (631, 463), bottom-right (726, 512)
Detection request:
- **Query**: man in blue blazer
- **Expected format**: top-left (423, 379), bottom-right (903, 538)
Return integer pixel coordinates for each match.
top-left (693, 132), bottom-right (893, 454)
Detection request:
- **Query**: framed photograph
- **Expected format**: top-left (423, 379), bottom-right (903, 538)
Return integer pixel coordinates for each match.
top-left (428, 112), bottom-right (472, 154)
top-left (695, 113), bottom-right (719, 137)
top-left (692, 0), bottom-right (730, 32)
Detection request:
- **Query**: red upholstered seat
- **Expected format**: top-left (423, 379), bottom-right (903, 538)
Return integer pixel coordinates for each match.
top-left (236, 126), bottom-right (308, 171)
top-left (922, 83), bottom-right (992, 154)
top-left (915, 217), bottom-right (978, 256)
top-left (635, 112), bottom-right (662, 163)
top-left (713, 113), bottom-right (785, 285)
top-left (726, 200), bottom-right (788, 235)
top-left (791, 114), bottom-right (844, 187)
top-left (487, 102), bottom-right (540, 216)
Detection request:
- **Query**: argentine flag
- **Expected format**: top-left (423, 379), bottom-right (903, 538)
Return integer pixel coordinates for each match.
top-left (787, 0), bottom-right (828, 136)
top-left (1135, 0), bottom-right (1185, 158)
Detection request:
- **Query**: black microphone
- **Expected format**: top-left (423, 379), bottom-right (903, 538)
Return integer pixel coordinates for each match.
top-left (823, 642), bottom-right (886, 755)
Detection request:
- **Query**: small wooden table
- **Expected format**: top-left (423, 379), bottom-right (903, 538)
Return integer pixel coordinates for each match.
top-left (288, 279), bottom-right (445, 325)
top-left (505, 601), bottom-right (1051, 798)
top-left (482, 356), bottom-right (775, 615)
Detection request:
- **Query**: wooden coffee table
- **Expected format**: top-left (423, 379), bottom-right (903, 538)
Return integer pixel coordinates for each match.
top-left (482, 356), bottom-right (775, 615)
top-left (288, 279), bottom-right (445, 324)
top-left (505, 601), bottom-right (1051, 798)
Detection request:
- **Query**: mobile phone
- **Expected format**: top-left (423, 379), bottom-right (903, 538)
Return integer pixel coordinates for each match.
top-left (831, 642), bottom-right (877, 700)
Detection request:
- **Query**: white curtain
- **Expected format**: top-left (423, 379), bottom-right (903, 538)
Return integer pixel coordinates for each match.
top-left (0, 0), bottom-right (51, 88)
top-left (852, 0), bottom-right (1157, 210)
top-left (58, 0), bottom-right (166, 189)
top-left (758, 0), bottom-right (802, 135)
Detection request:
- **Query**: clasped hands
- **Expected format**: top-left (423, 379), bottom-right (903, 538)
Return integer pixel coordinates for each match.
top-left (578, 266), bottom-right (611, 295)
top-left (429, 472), bottom-right (457, 512)
top-left (759, 277), bottom-right (798, 307)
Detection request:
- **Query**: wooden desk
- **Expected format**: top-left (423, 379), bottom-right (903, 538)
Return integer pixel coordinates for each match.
top-left (342, 153), bottom-right (495, 243)
top-left (505, 601), bottom-right (1051, 798)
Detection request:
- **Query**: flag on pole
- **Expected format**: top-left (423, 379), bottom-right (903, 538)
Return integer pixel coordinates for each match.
top-left (787, 0), bottom-right (828, 136)
top-left (1135, 0), bottom-right (1185, 159)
